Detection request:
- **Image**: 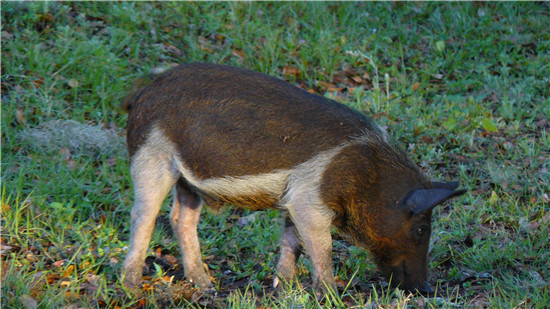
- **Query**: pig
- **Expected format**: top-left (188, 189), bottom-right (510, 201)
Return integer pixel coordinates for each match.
top-left (121, 62), bottom-right (465, 296)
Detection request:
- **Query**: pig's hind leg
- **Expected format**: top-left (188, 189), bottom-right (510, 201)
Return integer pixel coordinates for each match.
top-left (170, 179), bottom-right (213, 291)
top-left (274, 213), bottom-right (302, 291)
top-left (123, 150), bottom-right (179, 287)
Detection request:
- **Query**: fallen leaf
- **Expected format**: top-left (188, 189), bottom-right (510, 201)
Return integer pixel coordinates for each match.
top-left (1, 203), bottom-right (10, 215)
top-left (163, 43), bottom-right (183, 56)
top-left (535, 213), bottom-right (550, 225)
top-left (0, 244), bottom-right (13, 255)
top-left (67, 79), bottom-right (79, 88)
top-left (232, 49), bottom-right (245, 59)
top-left (283, 66), bottom-right (301, 78)
top-left (481, 117), bottom-right (498, 132)
top-left (435, 40), bottom-right (445, 53)
top-left (63, 265), bottom-right (75, 278)
top-left (350, 75), bottom-right (364, 84)
top-left (26, 252), bottom-right (38, 262)
top-left (421, 136), bottom-right (433, 143)
top-left (489, 191), bottom-right (499, 205)
top-left (16, 109), bottom-right (26, 126)
top-left (412, 82), bottom-right (421, 91)
top-left (164, 254), bottom-right (178, 265)
top-left (318, 81), bottom-right (344, 92)
top-left (1, 31), bottom-right (14, 42)
top-left (46, 273), bottom-right (60, 284)
top-left (38, 12), bottom-right (54, 23)
top-left (85, 273), bottom-right (100, 286)
top-left (155, 247), bottom-right (162, 258)
top-left (52, 259), bottom-right (65, 268)
top-left (32, 77), bottom-right (44, 87)
top-left (109, 257), bottom-right (119, 267)
top-left (142, 282), bottom-right (154, 291)
top-left (197, 36), bottom-right (213, 53)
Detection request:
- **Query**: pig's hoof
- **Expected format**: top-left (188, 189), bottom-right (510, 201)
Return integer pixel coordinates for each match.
top-left (273, 276), bottom-right (298, 295)
top-left (200, 286), bottom-right (216, 295)
top-left (313, 282), bottom-right (338, 300)
top-left (190, 275), bottom-right (214, 293)
top-left (122, 271), bottom-right (142, 289)
top-left (273, 276), bottom-right (287, 293)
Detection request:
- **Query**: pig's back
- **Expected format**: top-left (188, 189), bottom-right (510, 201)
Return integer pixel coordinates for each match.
top-left (127, 63), bottom-right (383, 179)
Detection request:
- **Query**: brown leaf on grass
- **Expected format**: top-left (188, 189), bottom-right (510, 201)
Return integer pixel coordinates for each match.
top-left (412, 82), bottom-right (421, 91)
top-left (63, 265), bottom-right (75, 278)
top-left (163, 43), bottom-right (183, 56)
top-left (164, 254), bottom-right (178, 265)
top-left (32, 77), bottom-right (44, 87)
top-left (52, 259), bottom-right (66, 268)
top-left (46, 273), bottom-right (60, 284)
top-left (67, 79), bottom-right (79, 88)
top-left (0, 243), bottom-right (13, 256)
top-left (26, 252), bottom-right (38, 262)
top-left (105, 157), bottom-right (117, 167)
top-left (350, 75), bottom-right (365, 84)
top-left (318, 80), bottom-right (344, 92)
top-left (86, 273), bottom-right (100, 286)
top-left (421, 135), bottom-right (433, 143)
top-left (232, 48), bottom-right (245, 59)
top-left (1, 203), bottom-right (10, 215)
top-left (1, 31), bottom-right (14, 42)
top-left (283, 66), bottom-right (301, 78)
top-left (16, 109), bottom-right (26, 126)
top-left (154, 247), bottom-right (163, 258)
top-left (35, 12), bottom-right (55, 33)
top-left (142, 282), bottom-right (154, 292)
top-left (109, 257), bottom-right (119, 267)
top-left (197, 37), bottom-right (213, 53)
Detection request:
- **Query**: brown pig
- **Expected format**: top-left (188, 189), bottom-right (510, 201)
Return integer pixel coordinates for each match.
top-left (122, 63), bottom-right (465, 296)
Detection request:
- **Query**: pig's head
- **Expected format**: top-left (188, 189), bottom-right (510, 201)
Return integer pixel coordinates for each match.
top-left (321, 138), bottom-right (466, 294)
top-left (367, 181), bottom-right (466, 294)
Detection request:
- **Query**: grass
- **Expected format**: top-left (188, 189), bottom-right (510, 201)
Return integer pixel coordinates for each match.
top-left (2, 2), bottom-right (549, 308)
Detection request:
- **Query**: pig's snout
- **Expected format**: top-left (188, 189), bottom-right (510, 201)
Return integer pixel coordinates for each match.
top-left (403, 280), bottom-right (434, 295)
top-left (389, 263), bottom-right (433, 295)
top-left (416, 281), bottom-right (434, 294)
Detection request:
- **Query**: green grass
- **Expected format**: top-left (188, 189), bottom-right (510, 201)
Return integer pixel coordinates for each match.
top-left (2, 2), bottom-right (549, 308)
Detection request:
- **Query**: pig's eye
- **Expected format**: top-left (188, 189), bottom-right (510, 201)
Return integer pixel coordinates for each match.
top-left (416, 225), bottom-right (429, 238)
top-left (412, 225), bottom-right (430, 242)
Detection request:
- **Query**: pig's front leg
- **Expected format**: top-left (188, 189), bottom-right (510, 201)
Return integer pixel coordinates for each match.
top-left (287, 201), bottom-right (336, 297)
top-left (274, 213), bottom-right (302, 291)
top-left (170, 180), bottom-right (213, 291)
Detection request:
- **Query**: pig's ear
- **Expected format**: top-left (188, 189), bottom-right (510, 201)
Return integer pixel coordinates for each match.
top-left (432, 181), bottom-right (459, 190)
top-left (404, 187), bottom-right (466, 215)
